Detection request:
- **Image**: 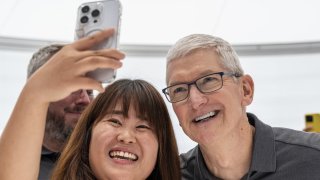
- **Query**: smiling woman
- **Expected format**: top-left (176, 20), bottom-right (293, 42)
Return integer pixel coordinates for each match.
top-left (52, 79), bottom-right (181, 180)
top-left (89, 104), bottom-right (159, 179)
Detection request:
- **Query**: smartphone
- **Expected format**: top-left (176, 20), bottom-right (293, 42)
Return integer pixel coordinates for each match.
top-left (305, 113), bottom-right (320, 132)
top-left (75, 0), bottom-right (122, 83)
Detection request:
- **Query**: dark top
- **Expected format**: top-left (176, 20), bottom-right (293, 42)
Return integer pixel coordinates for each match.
top-left (38, 147), bottom-right (59, 180)
top-left (180, 113), bottom-right (320, 180)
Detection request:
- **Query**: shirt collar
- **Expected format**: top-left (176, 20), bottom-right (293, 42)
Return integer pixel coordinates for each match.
top-left (194, 113), bottom-right (277, 178)
top-left (41, 146), bottom-right (58, 155)
top-left (195, 146), bottom-right (214, 179)
top-left (247, 113), bottom-right (276, 173)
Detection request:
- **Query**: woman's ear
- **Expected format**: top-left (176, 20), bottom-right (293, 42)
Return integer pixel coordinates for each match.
top-left (241, 75), bottom-right (254, 106)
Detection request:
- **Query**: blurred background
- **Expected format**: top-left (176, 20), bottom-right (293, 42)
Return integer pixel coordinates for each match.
top-left (1, 0), bottom-right (320, 153)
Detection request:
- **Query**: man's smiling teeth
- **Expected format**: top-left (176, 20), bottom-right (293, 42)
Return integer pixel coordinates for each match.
top-left (109, 151), bottom-right (138, 161)
top-left (194, 111), bottom-right (217, 122)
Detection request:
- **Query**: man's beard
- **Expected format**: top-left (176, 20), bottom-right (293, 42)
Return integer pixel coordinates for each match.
top-left (44, 110), bottom-right (74, 150)
top-left (44, 103), bottom-right (87, 151)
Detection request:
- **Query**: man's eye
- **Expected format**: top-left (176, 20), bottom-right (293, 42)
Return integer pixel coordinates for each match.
top-left (202, 76), bottom-right (218, 83)
top-left (86, 90), bottom-right (94, 97)
top-left (173, 86), bottom-right (187, 94)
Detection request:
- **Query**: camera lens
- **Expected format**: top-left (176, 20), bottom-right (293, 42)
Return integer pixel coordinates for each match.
top-left (91, 9), bottom-right (100, 17)
top-left (80, 16), bottom-right (89, 23)
top-left (81, 6), bottom-right (90, 13)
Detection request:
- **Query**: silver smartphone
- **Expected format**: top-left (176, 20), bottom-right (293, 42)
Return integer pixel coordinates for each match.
top-left (75, 0), bottom-right (122, 83)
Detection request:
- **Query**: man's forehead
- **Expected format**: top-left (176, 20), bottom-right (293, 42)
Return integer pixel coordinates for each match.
top-left (166, 57), bottom-right (223, 85)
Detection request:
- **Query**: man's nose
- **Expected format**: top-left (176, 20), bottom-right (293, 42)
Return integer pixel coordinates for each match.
top-left (74, 90), bottom-right (91, 105)
top-left (188, 85), bottom-right (208, 110)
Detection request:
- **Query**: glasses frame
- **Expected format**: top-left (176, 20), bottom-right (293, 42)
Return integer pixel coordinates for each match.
top-left (162, 72), bottom-right (241, 103)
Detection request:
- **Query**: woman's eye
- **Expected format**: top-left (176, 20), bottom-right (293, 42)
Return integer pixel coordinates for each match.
top-left (108, 119), bottom-right (122, 126)
top-left (136, 124), bottom-right (150, 129)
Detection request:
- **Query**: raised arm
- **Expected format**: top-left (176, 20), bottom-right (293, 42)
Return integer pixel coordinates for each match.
top-left (0, 29), bottom-right (125, 180)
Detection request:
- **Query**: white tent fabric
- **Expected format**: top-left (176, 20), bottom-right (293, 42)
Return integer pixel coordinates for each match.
top-left (1, 0), bottom-right (320, 44)
top-left (1, 0), bottom-right (320, 153)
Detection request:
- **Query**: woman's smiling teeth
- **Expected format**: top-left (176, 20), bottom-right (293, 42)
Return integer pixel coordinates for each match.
top-left (109, 150), bottom-right (138, 161)
top-left (193, 111), bottom-right (219, 123)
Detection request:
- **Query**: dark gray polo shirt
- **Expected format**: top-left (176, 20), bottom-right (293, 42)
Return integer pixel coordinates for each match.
top-left (38, 147), bottom-right (59, 180)
top-left (180, 113), bottom-right (320, 180)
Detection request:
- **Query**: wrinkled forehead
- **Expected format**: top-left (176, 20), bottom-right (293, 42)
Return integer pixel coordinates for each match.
top-left (166, 49), bottom-right (223, 85)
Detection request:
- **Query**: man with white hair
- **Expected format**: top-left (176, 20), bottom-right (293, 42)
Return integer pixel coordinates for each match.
top-left (162, 34), bottom-right (320, 179)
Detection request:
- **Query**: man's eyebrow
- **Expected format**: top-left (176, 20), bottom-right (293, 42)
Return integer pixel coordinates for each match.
top-left (169, 70), bottom-right (218, 85)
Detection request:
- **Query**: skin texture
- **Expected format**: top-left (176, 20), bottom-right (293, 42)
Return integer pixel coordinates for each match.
top-left (167, 49), bottom-right (255, 179)
top-left (89, 103), bottom-right (158, 180)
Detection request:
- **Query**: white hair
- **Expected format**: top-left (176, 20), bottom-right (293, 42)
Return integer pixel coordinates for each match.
top-left (166, 34), bottom-right (244, 84)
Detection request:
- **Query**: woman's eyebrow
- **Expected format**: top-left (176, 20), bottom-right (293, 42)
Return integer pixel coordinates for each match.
top-left (137, 115), bottom-right (148, 121)
top-left (110, 110), bottom-right (124, 115)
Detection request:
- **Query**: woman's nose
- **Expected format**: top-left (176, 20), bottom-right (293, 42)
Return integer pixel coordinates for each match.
top-left (117, 129), bottom-right (137, 144)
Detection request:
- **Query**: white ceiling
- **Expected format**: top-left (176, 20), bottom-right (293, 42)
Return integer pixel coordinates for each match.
top-left (1, 0), bottom-right (320, 153)
top-left (0, 0), bottom-right (320, 45)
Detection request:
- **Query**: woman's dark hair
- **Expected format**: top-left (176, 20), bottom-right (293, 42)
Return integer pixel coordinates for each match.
top-left (51, 79), bottom-right (181, 180)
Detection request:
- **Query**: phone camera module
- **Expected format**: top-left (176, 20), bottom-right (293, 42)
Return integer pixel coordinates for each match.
top-left (91, 9), bottom-right (100, 17)
top-left (81, 6), bottom-right (90, 13)
top-left (80, 16), bottom-right (89, 23)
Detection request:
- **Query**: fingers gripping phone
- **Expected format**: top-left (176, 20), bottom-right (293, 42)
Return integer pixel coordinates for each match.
top-left (75, 0), bottom-right (122, 83)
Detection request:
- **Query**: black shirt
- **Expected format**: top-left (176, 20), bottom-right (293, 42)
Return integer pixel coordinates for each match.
top-left (38, 147), bottom-right (59, 180)
top-left (180, 113), bottom-right (320, 180)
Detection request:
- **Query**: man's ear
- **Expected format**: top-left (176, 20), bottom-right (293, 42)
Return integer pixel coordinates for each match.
top-left (241, 75), bottom-right (254, 106)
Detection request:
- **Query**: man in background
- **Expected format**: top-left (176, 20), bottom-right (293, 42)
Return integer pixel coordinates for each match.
top-left (27, 44), bottom-right (93, 179)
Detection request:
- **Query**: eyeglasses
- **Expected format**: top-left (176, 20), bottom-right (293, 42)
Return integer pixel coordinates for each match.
top-left (162, 72), bottom-right (241, 103)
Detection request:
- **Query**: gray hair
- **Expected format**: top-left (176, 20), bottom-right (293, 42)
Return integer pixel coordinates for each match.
top-left (166, 34), bottom-right (244, 83)
top-left (27, 44), bottom-right (64, 78)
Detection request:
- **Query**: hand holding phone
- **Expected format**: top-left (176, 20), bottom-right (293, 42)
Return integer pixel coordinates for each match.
top-left (75, 0), bottom-right (122, 83)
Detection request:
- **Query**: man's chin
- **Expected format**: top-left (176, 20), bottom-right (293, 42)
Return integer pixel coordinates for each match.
top-left (66, 112), bottom-right (81, 119)
top-left (65, 113), bottom-right (81, 127)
